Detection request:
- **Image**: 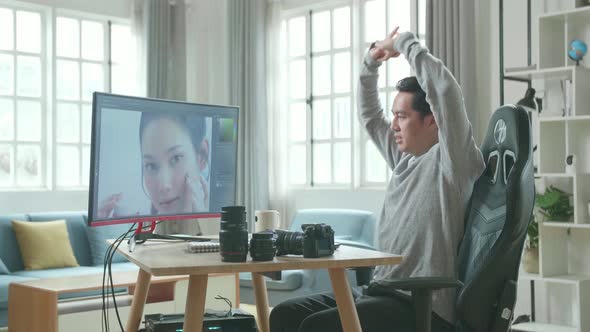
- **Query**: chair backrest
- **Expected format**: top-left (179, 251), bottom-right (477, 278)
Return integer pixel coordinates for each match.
top-left (289, 209), bottom-right (376, 247)
top-left (455, 105), bottom-right (535, 331)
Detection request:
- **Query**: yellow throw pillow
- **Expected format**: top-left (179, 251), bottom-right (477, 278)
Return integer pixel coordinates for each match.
top-left (11, 220), bottom-right (79, 270)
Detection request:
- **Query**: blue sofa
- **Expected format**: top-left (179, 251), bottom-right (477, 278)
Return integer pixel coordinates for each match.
top-left (239, 209), bottom-right (377, 306)
top-left (0, 211), bottom-right (138, 327)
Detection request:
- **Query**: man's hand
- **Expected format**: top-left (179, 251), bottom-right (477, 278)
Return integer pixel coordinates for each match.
top-left (372, 27), bottom-right (401, 62)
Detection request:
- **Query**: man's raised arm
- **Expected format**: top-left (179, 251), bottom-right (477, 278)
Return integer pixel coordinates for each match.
top-left (385, 31), bottom-right (483, 175)
top-left (358, 46), bottom-right (403, 169)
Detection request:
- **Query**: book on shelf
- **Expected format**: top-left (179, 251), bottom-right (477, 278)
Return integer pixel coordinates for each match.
top-left (561, 79), bottom-right (573, 116)
top-left (187, 241), bottom-right (220, 253)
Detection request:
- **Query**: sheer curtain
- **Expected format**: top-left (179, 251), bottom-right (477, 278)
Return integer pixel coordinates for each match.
top-left (132, 0), bottom-right (198, 235)
top-left (425, 0), bottom-right (479, 140)
top-left (228, 0), bottom-right (270, 231)
top-left (266, 0), bottom-right (290, 228)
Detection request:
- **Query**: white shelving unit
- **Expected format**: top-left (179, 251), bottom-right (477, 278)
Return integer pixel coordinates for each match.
top-left (510, 6), bottom-right (590, 332)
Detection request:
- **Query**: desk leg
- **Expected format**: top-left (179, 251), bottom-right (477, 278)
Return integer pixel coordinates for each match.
top-left (8, 284), bottom-right (57, 332)
top-left (183, 274), bottom-right (208, 332)
top-left (125, 269), bottom-right (151, 332)
top-left (252, 272), bottom-right (270, 332)
top-left (329, 268), bottom-right (362, 332)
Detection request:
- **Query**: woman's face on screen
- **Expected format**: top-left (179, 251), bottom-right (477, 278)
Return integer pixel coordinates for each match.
top-left (141, 117), bottom-right (200, 214)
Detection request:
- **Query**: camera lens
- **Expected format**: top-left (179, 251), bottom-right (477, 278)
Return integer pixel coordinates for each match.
top-left (219, 205), bottom-right (248, 262)
top-left (249, 231), bottom-right (276, 261)
top-left (275, 229), bottom-right (304, 256)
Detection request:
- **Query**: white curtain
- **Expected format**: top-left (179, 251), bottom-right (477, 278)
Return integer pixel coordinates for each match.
top-left (132, 0), bottom-right (198, 235)
top-left (425, 0), bottom-right (479, 140)
top-left (266, 0), bottom-right (290, 229)
top-left (228, 0), bottom-right (270, 231)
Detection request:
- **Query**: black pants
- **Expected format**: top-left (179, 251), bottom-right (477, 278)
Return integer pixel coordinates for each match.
top-left (269, 289), bottom-right (453, 332)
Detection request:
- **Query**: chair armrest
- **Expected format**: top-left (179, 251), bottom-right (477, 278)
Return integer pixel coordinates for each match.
top-left (347, 266), bottom-right (375, 286)
top-left (371, 277), bottom-right (463, 292)
top-left (368, 278), bottom-right (463, 332)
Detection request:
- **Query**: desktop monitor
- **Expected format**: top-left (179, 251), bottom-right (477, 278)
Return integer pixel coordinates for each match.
top-left (87, 92), bottom-right (238, 228)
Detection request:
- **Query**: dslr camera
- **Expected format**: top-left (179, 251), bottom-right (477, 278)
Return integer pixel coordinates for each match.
top-left (274, 223), bottom-right (336, 258)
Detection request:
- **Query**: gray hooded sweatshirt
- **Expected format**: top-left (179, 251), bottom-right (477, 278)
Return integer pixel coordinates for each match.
top-left (358, 32), bottom-right (485, 323)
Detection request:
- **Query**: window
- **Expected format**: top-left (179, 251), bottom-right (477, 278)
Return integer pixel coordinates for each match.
top-left (282, 0), bottom-right (425, 187)
top-left (361, 0), bottom-right (425, 185)
top-left (0, 3), bottom-right (136, 190)
top-left (285, 7), bottom-right (353, 186)
top-left (0, 7), bottom-right (45, 188)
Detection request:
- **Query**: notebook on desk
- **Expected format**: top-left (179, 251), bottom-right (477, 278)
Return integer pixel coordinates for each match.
top-left (187, 241), bottom-right (220, 253)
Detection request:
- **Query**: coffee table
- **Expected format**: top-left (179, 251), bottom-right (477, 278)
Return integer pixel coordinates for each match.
top-left (8, 270), bottom-right (238, 332)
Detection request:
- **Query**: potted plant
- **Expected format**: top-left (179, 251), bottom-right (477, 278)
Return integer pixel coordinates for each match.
top-left (523, 215), bottom-right (539, 273)
top-left (535, 185), bottom-right (574, 222)
top-left (523, 186), bottom-right (574, 274)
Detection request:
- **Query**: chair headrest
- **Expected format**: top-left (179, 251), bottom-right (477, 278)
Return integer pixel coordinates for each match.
top-left (480, 105), bottom-right (531, 186)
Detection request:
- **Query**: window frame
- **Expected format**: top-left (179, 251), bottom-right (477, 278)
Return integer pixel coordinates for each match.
top-left (359, 0), bottom-right (421, 187)
top-left (281, 0), bottom-right (424, 189)
top-left (283, 0), bottom-right (355, 189)
top-left (0, 1), bottom-right (134, 192)
top-left (51, 9), bottom-right (124, 190)
top-left (0, 1), bottom-right (49, 190)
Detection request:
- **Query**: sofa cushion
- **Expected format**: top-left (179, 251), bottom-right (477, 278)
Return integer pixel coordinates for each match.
top-left (0, 259), bottom-right (8, 274)
top-left (0, 274), bottom-right (40, 309)
top-left (239, 270), bottom-right (303, 291)
top-left (29, 211), bottom-right (92, 266)
top-left (12, 220), bottom-right (79, 270)
top-left (0, 214), bottom-right (29, 271)
top-left (336, 239), bottom-right (375, 251)
top-left (290, 209), bottom-right (376, 246)
top-left (86, 223), bottom-right (132, 266)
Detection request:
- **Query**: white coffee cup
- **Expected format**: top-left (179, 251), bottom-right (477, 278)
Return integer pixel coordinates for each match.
top-left (255, 210), bottom-right (280, 232)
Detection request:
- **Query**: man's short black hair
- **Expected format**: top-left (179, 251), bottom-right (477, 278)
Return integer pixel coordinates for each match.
top-left (395, 76), bottom-right (431, 119)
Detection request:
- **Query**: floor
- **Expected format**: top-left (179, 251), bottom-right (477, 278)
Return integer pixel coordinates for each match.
top-left (0, 306), bottom-right (265, 332)
top-left (240, 303), bottom-right (270, 322)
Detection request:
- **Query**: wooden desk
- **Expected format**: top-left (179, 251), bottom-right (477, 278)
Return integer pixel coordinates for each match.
top-left (117, 241), bottom-right (402, 332)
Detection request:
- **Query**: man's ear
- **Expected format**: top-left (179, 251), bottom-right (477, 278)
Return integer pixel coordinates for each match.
top-left (425, 113), bottom-right (438, 129)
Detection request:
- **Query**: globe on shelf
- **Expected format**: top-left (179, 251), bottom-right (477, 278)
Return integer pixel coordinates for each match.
top-left (568, 39), bottom-right (587, 66)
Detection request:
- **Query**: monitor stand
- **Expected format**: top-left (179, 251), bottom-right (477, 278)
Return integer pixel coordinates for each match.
top-left (128, 220), bottom-right (210, 252)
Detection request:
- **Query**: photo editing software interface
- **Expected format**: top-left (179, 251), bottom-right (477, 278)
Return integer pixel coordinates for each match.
top-left (88, 93), bottom-right (238, 225)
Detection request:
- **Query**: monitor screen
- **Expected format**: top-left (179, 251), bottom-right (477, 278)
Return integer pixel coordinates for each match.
top-left (88, 93), bottom-right (238, 226)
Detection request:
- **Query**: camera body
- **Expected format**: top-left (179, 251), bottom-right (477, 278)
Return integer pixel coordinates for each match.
top-left (302, 223), bottom-right (336, 258)
top-left (275, 223), bottom-right (335, 258)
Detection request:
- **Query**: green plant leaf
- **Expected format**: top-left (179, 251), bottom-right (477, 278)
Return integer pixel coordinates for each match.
top-left (535, 185), bottom-right (574, 222)
top-left (536, 190), bottom-right (560, 208)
